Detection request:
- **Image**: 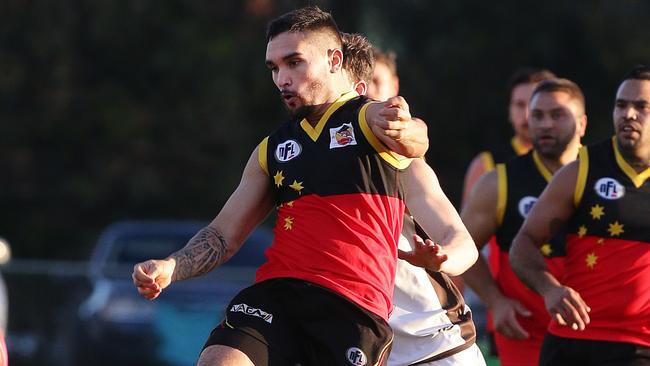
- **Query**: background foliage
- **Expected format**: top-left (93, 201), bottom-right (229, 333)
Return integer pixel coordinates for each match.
top-left (2, 0), bottom-right (650, 259)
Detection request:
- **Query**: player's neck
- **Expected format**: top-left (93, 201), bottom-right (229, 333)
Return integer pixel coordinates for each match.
top-left (512, 135), bottom-right (533, 155)
top-left (617, 139), bottom-right (650, 172)
top-left (304, 85), bottom-right (354, 126)
top-left (538, 142), bottom-right (581, 175)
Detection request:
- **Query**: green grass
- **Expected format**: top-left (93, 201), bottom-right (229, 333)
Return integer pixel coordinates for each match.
top-left (477, 338), bottom-right (501, 366)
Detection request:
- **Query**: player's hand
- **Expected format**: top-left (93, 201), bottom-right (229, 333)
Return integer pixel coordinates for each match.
top-left (372, 96), bottom-right (412, 140)
top-left (542, 285), bottom-right (591, 331)
top-left (491, 296), bottom-right (532, 339)
top-left (132, 259), bottom-right (175, 300)
top-left (398, 234), bottom-right (448, 271)
top-left (366, 97), bottom-right (428, 157)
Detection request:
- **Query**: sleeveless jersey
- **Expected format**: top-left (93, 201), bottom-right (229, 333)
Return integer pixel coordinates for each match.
top-left (479, 136), bottom-right (530, 172)
top-left (389, 216), bottom-right (476, 365)
top-left (494, 151), bottom-right (566, 341)
top-left (256, 91), bottom-right (411, 320)
top-left (479, 136), bottom-right (530, 289)
top-left (549, 137), bottom-right (650, 347)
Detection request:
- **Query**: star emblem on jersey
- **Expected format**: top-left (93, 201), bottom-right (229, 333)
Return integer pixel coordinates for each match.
top-left (585, 252), bottom-right (598, 269)
top-left (289, 180), bottom-right (304, 193)
top-left (284, 216), bottom-right (294, 230)
top-left (286, 200), bottom-right (294, 207)
top-left (540, 243), bottom-right (552, 256)
top-left (607, 221), bottom-right (624, 237)
top-left (577, 225), bottom-right (587, 238)
top-left (589, 204), bottom-right (605, 220)
top-left (273, 171), bottom-right (285, 187)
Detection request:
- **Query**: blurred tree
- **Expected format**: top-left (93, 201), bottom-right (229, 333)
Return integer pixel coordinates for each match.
top-left (1, 0), bottom-right (649, 259)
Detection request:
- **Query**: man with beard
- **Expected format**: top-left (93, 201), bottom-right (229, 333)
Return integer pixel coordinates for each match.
top-left (510, 66), bottom-right (650, 365)
top-left (460, 78), bottom-right (587, 366)
top-left (132, 6), bottom-right (429, 366)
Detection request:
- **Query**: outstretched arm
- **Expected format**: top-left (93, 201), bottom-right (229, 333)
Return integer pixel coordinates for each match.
top-left (401, 158), bottom-right (477, 276)
top-left (510, 161), bottom-right (590, 330)
top-left (365, 96), bottom-right (428, 158)
top-left (132, 147), bottom-right (274, 299)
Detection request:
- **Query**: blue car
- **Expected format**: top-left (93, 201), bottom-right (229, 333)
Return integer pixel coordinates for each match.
top-left (72, 220), bottom-right (273, 366)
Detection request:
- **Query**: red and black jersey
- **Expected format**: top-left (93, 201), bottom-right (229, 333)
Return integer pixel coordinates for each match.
top-left (550, 137), bottom-right (650, 347)
top-left (493, 151), bottom-right (566, 342)
top-left (479, 137), bottom-right (530, 288)
top-left (255, 91), bottom-right (411, 320)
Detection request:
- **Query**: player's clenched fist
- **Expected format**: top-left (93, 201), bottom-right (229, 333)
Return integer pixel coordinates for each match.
top-left (132, 259), bottom-right (175, 300)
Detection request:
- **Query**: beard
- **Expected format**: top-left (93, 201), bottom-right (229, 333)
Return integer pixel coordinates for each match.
top-left (280, 80), bottom-right (323, 120)
top-left (291, 104), bottom-right (314, 120)
top-left (533, 124), bottom-right (576, 160)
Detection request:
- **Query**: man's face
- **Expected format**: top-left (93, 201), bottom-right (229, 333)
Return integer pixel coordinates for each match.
top-left (367, 62), bottom-right (398, 101)
top-left (528, 91), bottom-right (585, 159)
top-left (265, 31), bottom-right (332, 120)
top-left (613, 79), bottom-right (650, 150)
top-left (509, 82), bottom-right (538, 143)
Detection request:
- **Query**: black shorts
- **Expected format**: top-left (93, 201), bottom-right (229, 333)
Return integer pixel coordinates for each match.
top-left (203, 278), bottom-right (393, 366)
top-left (539, 333), bottom-right (650, 366)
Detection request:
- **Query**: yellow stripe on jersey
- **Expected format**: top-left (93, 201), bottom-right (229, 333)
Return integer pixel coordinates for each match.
top-left (372, 333), bottom-right (394, 366)
top-left (612, 136), bottom-right (650, 188)
top-left (258, 137), bottom-right (269, 176)
top-left (511, 136), bottom-right (530, 156)
top-left (481, 151), bottom-right (495, 171)
top-left (532, 150), bottom-right (553, 183)
top-left (574, 145), bottom-right (589, 207)
top-left (358, 102), bottom-right (412, 170)
top-left (496, 164), bottom-right (507, 226)
top-left (300, 91), bottom-right (359, 142)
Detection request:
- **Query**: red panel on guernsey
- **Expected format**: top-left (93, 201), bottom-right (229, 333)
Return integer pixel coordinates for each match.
top-left (255, 193), bottom-right (404, 321)
top-left (549, 234), bottom-right (650, 347)
top-left (496, 250), bottom-right (565, 341)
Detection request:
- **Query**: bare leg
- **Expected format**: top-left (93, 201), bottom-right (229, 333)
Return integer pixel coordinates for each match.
top-left (197, 345), bottom-right (255, 366)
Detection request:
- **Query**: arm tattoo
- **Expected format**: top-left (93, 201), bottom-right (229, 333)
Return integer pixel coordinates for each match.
top-left (170, 226), bottom-right (228, 282)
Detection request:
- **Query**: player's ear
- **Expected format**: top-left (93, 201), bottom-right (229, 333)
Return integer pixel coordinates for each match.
top-left (329, 48), bottom-right (343, 73)
top-left (355, 81), bottom-right (368, 96)
top-left (578, 114), bottom-right (587, 138)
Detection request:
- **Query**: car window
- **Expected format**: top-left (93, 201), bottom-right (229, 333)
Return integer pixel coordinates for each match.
top-left (109, 234), bottom-right (189, 265)
top-left (101, 230), bottom-right (272, 275)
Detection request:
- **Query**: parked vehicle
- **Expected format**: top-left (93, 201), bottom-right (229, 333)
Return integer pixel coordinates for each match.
top-left (68, 220), bottom-right (273, 366)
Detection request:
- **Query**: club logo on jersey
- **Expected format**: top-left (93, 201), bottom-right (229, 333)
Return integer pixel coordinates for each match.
top-left (330, 123), bottom-right (357, 149)
top-left (275, 140), bottom-right (302, 162)
top-left (229, 303), bottom-right (273, 324)
top-left (594, 177), bottom-right (625, 200)
top-left (346, 347), bottom-right (367, 366)
top-left (518, 196), bottom-right (538, 218)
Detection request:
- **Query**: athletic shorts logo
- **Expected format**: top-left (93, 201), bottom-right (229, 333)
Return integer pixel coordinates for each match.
top-left (275, 140), bottom-right (301, 162)
top-left (594, 177), bottom-right (625, 200)
top-left (330, 123), bottom-right (357, 149)
top-left (229, 303), bottom-right (273, 323)
top-left (518, 196), bottom-right (538, 218)
top-left (346, 347), bottom-right (367, 366)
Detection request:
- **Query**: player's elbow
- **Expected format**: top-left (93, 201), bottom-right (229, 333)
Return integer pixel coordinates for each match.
top-left (443, 233), bottom-right (478, 276)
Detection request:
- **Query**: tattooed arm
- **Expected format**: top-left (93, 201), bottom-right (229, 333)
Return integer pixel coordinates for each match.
top-left (510, 161), bottom-right (591, 330)
top-left (132, 147), bottom-right (274, 299)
